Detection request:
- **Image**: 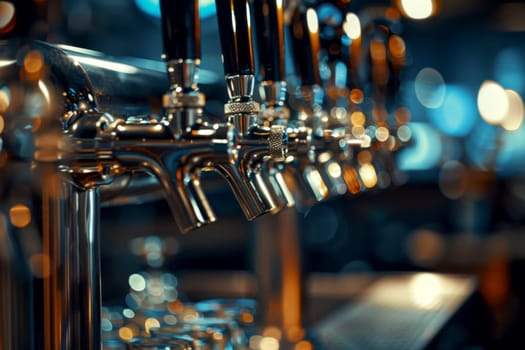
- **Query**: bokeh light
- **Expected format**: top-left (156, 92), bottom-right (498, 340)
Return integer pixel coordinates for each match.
top-left (343, 13), bottom-right (361, 40)
top-left (0, 86), bottom-right (10, 112)
top-left (0, 1), bottom-right (15, 34)
top-left (306, 8), bottom-right (319, 34)
top-left (409, 273), bottom-right (443, 310)
top-left (9, 204), bottom-right (31, 228)
top-left (501, 89), bottom-right (524, 131)
top-left (358, 163), bottom-right (378, 188)
top-left (496, 124), bottom-right (525, 175)
top-left (478, 80), bottom-right (509, 125)
top-left (397, 125), bottom-right (412, 142)
top-left (400, 0), bottom-right (434, 20)
top-left (128, 273), bottom-right (146, 292)
top-left (375, 126), bottom-right (390, 142)
top-left (397, 123), bottom-right (442, 171)
top-left (427, 85), bottom-right (477, 137)
top-left (414, 67), bottom-right (446, 109)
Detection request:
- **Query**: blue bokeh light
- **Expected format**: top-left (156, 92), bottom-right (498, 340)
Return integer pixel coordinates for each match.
top-left (135, 0), bottom-right (216, 19)
top-left (397, 123), bottom-right (442, 171)
top-left (496, 126), bottom-right (525, 175)
top-left (465, 122), bottom-right (497, 169)
top-left (427, 85), bottom-right (477, 137)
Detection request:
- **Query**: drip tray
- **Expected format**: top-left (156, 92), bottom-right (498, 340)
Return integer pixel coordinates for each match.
top-left (311, 273), bottom-right (477, 350)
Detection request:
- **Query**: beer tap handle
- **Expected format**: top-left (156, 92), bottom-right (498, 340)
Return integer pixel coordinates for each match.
top-left (160, 0), bottom-right (200, 61)
top-left (290, 7), bottom-right (321, 86)
top-left (215, 0), bottom-right (255, 79)
top-left (253, 0), bottom-right (285, 82)
top-left (290, 8), bottom-right (321, 86)
top-left (160, 0), bottom-right (200, 91)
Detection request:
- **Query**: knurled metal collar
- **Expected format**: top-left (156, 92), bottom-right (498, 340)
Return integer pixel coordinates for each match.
top-left (268, 125), bottom-right (287, 161)
top-left (224, 101), bottom-right (260, 115)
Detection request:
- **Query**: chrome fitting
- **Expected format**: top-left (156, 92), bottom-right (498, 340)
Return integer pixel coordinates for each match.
top-left (226, 74), bottom-right (256, 101)
top-left (166, 58), bottom-right (201, 91)
top-left (259, 81), bottom-right (287, 105)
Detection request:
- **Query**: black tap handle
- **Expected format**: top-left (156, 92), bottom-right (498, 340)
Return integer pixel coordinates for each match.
top-left (160, 0), bottom-right (200, 61)
top-left (215, 0), bottom-right (255, 76)
top-left (290, 7), bottom-right (321, 86)
top-left (253, 0), bottom-right (285, 82)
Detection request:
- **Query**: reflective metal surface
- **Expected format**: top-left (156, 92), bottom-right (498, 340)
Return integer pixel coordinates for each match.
top-left (0, 0), bottom-right (435, 349)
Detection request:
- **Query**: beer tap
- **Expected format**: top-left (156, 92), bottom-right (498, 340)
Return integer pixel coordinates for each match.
top-left (252, 0), bottom-right (314, 210)
top-left (159, 0), bottom-right (274, 224)
top-left (349, 8), bottom-right (410, 189)
top-left (214, 0), bottom-right (291, 215)
top-left (289, 6), bottom-right (360, 201)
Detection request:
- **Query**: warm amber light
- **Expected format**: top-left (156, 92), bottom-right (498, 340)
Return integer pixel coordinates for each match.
top-left (167, 299), bottom-right (185, 314)
top-left (306, 8), bottom-right (318, 34)
top-left (0, 115), bottom-right (4, 135)
top-left (9, 204), bottom-right (31, 228)
top-left (385, 6), bottom-right (401, 22)
top-left (0, 1), bottom-right (15, 34)
top-left (409, 273), bottom-right (443, 310)
top-left (400, 0), bottom-right (434, 20)
top-left (294, 340), bottom-right (313, 350)
top-left (350, 111), bottom-right (366, 126)
top-left (478, 80), bottom-right (509, 125)
top-left (343, 166), bottom-right (362, 194)
top-left (144, 317), bottom-right (160, 334)
top-left (375, 126), bottom-right (390, 142)
top-left (260, 337), bottom-right (279, 350)
top-left (118, 326), bottom-right (135, 341)
top-left (388, 35), bottom-right (406, 60)
top-left (359, 163), bottom-right (378, 188)
top-left (0, 88), bottom-right (10, 112)
top-left (327, 162), bottom-right (342, 178)
top-left (395, 107), bottom-right (411, 124)
top-left (343, 12), bottom-right (361, 40)
top-left (370, 40), bottom-right (386, 63)
top-left (240, 310), bottom-right (254, 324)
top-left (262, 326), bottom-right (282, 340)
top-left (502, 89), bottom-right (524, 131)
top-left (349, 88), bottom-right (364, 104)
top-left (24, 50), bottom-right (44, 74)
top-left (357, 150), bottom-right (372, 165)
top-left (352, 125), bottom-right (365, 138)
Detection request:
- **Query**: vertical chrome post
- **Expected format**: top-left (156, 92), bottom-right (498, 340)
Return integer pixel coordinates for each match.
top-left (41, 170), bottom-right (101, 350)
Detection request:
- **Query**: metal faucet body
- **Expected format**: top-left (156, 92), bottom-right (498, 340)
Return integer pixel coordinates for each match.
top-left (221, 74), bottom-right (290, 215)
top-left (163, 60), bottom-right (288, 220)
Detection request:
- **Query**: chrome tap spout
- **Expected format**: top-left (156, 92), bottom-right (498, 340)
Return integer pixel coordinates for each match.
top-left (214, 4), bottom-right (292, 216)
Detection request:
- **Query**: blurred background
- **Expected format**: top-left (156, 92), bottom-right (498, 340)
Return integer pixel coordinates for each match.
top-left (6, 0), bottom-right (525, 348)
